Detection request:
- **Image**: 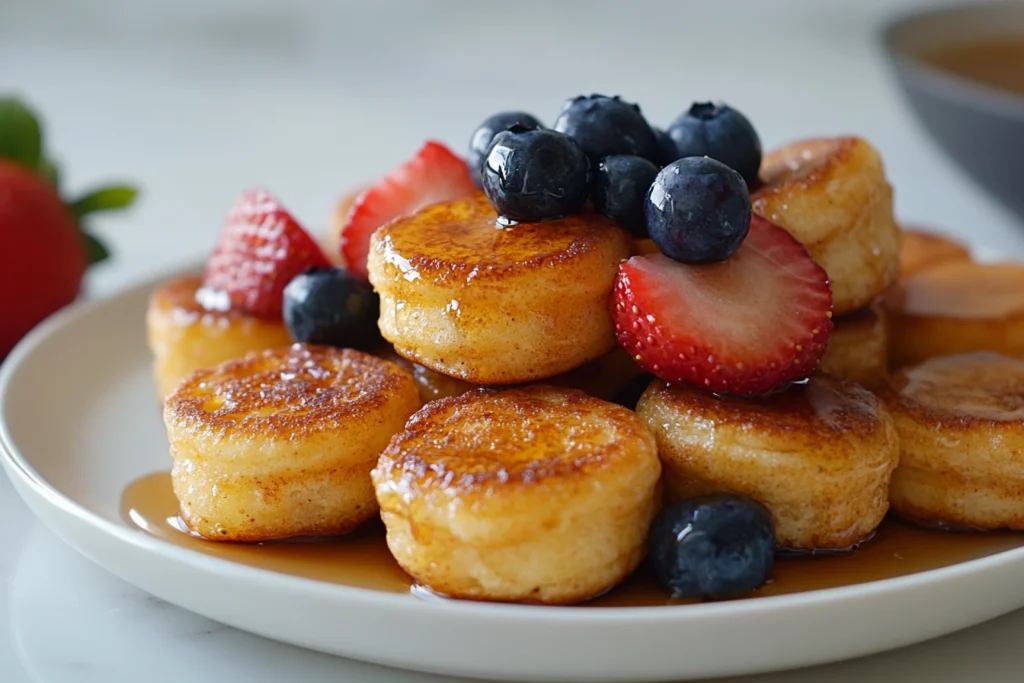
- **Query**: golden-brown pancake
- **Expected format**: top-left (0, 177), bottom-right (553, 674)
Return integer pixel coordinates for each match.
top-left (366, 192), bottom-right (631, 385)
top-left (146, 275), bottom-right (293, 399)
top-left (637, 375), bottom-right (899, 551)
top-left (819, 304), bottom-right (889, 389)
top-left (880, 352), bottom-right (1024, 530)
top-left (884, 261), bottom-right (1024, 368)
top-left (898, 228), bottom-right (972, 278)
top-left (372, 385), bottom-right (661, 604)
top-left (753, 137), bottom-right (900, 315)
top-left (165, 343), bottom-right (420, 542)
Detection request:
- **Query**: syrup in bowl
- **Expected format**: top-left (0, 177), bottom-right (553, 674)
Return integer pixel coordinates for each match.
top-left (921, 38), bottom-right (1024, 98)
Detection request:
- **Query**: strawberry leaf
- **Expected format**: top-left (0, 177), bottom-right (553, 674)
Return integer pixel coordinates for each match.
top-left (40, 158), bottom-right (60, 190)
top-left (0, 97), bottom-right (43, 170)
top-left (81, 232), bottom-right (110, 265)
top-left (70, 185), bottom-right (138, 219)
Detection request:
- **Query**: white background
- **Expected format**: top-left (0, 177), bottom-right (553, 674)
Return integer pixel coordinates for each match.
top-left (2, 0), bottom-right (1024, 681)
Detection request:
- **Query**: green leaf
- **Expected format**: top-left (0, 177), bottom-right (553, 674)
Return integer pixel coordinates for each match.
top-left (0, 97), bottom-right (43, 170)
top-left (39, 157), bottom-right (60, 190)
top-left (70, 185), bottom-right (138, 219)
top-left (81, 232), bottom-right (111, 266)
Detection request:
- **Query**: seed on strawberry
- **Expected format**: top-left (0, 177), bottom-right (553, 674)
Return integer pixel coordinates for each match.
top-left (339, 140), bottom-right (477, 278)
top-left (611, 215), bottom-right (833, 396)
top-left (201, 188), bottom-right (330, 320)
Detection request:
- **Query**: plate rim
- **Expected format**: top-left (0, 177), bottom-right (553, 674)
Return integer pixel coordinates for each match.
top-left (4, 263), bottom-right (1024, 627)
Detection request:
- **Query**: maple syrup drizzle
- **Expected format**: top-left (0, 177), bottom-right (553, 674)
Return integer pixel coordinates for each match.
top-left (121, 471), bottom-right (1024, 607)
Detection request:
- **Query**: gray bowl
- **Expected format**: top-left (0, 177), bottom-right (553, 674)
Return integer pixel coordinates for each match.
top-left (882, 2), bottom-right (1024, 221)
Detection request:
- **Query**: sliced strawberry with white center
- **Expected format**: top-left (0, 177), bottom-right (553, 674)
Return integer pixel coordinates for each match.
top-left (201, 188), bottom-right (330, 320)
top-left (612, 215), bottom-right (834, 396)
top-left (339, 140), bottom-right (477, 278)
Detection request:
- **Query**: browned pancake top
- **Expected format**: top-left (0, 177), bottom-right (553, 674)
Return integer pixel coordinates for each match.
top-left (755, 137), bottom-right (853, 188)
top-left (165, 344), bottom-right (413, 438)
top-left (376, 385), bottom-right (652, 494)
top-left (644, 374), bottom-right (884, 439)
top-left (884, 352), bottom-right (1024, 425)
top-left (370, 192), bottom-right (626, 286)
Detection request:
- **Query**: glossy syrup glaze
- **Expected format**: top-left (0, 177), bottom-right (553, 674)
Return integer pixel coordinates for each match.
top-left (891, 352), bottom-right (1024, 422)
top-left (121, 471), bottom-right (1024, 607)
top-left (375, 386), bottom-right (653, 495)
top-left (165, 344), bottom-right (414, 438)
top-left (369, 191), bottom-right (627, 287)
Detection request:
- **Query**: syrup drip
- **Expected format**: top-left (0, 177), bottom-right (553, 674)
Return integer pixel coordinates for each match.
top-left (121, 472), bottom-right (1024, 607)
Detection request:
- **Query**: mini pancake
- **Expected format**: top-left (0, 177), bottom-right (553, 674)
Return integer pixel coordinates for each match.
top-left (164, 343), bottom-right (420, 542)
top-left (753, 137), bottom-right (900, 315)
top-left (898, 228), bottom-right (972, 278)
top-left (884, 261), bottom-right (1024, 369)
top-left (637, 375), bottom-right (899, 551)
top-left (880, 352), bottom-right (1024, 530)
top-left (371, 385), bottom-right (661, 605)
top-left (819, 304), bottom-right (889, 389)
top-left (366, 192), bottom-right (631, 385)
top-left (146, 275), bottom-right (293, 399)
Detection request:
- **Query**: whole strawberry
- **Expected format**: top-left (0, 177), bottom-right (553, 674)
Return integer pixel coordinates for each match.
top-left (0, 97), bottom-right (137, 360)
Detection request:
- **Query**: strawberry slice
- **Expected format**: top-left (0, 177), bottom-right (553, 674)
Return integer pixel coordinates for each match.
top-left (201, 188), bottom-right (330, 319)
top-left (612, 215), bottom-right (834, 396)
top-left (340, 140), bottom-right (477, 278)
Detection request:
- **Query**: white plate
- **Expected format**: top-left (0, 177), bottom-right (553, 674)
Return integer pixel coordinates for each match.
top-left (4, 265), bottom-right (1024, 683)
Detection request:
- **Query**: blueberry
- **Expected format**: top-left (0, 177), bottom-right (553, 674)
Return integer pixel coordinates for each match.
top-left (667, 102), bottom-right (762, 185)
top-left (467, 111), bottom-right (544, 187)
top-left (644, 156), bottom-right (751, 264)
top-left (651, 127), bottom-right (680, 167)
top-left (481, 127), bottom-right (590, 223)
top-left (592, 155), bottom-right (659, 237)
top-left (553, 94), bottom-right (658, 164)
top-left (649, 494), bottom-right (775, 600)
top-left (282, 267), bottom-right (381, 350)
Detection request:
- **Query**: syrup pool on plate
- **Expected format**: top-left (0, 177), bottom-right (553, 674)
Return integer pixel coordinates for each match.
top-left (121, 472), bottom-right (1024, 607)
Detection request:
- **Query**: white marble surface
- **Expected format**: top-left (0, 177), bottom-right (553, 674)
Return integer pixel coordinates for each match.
top-left (2, 0), bottom-right (1024, 681)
